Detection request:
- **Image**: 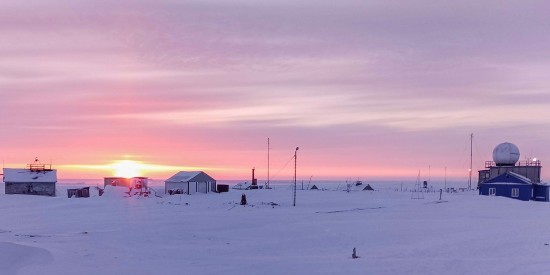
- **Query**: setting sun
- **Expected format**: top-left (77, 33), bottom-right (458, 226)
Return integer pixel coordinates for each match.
top-left (112, 160), bottom-right (142, 178)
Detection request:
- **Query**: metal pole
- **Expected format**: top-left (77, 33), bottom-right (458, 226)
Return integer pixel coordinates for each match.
top-left (294, 147), bottom-right (299, 207)
top-left (469, 133), bottom-right (473, 190)
top-left (444, 166), bottom-right (447, 191)
top-left (267, 138), bottom-right (270, 189)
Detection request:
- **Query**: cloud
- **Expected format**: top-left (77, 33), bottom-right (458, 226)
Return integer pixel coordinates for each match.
top-left (2, 0), bottom-right (550, 179)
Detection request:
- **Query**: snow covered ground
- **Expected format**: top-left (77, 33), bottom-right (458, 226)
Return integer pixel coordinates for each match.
top-left (0, 182), bottom-right (548, 274)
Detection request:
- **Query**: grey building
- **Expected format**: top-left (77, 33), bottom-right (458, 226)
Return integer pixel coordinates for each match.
top-left (3, 168), bottom-right (57, 196)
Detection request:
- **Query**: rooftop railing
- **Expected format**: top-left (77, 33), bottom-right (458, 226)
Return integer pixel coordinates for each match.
top-left (485, 160), bottom-right (541, 168)
top-left (26, 163), bottom-right (52, 171)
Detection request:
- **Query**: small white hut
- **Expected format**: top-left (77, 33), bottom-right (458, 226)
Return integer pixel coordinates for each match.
top-left (165, 171), bottom-right (216, 195)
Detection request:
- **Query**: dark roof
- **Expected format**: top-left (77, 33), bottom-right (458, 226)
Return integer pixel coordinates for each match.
top-left (363, 184), bottom-right (374, 191)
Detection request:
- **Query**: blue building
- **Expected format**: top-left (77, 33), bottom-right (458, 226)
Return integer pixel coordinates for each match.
top-left (479, 172), bottom-right (533, 201)
top-left (478, 142), bottom-right (550, 202)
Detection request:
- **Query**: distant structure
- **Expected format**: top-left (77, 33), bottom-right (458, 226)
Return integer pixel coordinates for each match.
top-left (216, 184), bottom-right (230, 193)
top-left (164, 171), bottom-right (216, 195)
top-left (104, 177), bottom-right (148, 189)
top-left (3, 158), bottom-right (57, 196)
top-left (249, 167), bottom-right (261, 189)
top-left (67, 187), bottom-right (90, 198)
top-left (232, 168), bottom-right (264, 190)
top-left (478, 142), bottom-right (549, 201)
top-left (478, 142), bottom-right (541, 185)
top-left (363, 184), bottom-right (375, 191)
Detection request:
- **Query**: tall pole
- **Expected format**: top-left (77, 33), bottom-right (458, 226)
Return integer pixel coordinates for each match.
top-left (293, 147), bottom-right (299, 207)
top-left (469, 133), bottom-right (473, 190)
top-left (252, 167), bottom-right (255, 186)
top-left (444, 166), bottom-right (447, 191)
top-left (267, 138), bottom-right (270, 189)
top-left (428, 165), bottom-right (431, 185)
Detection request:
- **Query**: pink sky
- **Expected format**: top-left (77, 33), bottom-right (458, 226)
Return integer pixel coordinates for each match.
top-left (1, 1), bottom-right (550, 182)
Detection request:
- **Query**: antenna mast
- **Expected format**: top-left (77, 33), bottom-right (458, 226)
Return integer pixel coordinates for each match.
top-left (469, 133), bottom-right (473, 190)
top-left (267, 138), bottom-right (269, 189)
top-left (293, 147), bottom-right (299, 207)
top-left (444, 166), bottom-right (447, 191)
top-left (428, 165), bottom-right (431, 185)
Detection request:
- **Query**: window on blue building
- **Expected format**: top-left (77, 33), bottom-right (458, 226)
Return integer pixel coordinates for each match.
top-left (489, 188), bottom-right (496, 196)
top-left (512, 188), bottom-right (519, 198)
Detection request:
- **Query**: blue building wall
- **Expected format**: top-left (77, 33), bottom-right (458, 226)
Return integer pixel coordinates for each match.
top-left (484, 173), bottom-right (530, 184)
top-left (479, 165), bottom-right (550, 202)
top-left (479, 183), bottom-right (532, 201)
top-left (533, 184), bottom-right (550, 202)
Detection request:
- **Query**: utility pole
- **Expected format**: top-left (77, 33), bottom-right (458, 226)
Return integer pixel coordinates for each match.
top-left (444, 166), bottom-right (447, 191)
top-left (469, 133), bottom-right (473, 190)
top-left (428, 165), bottom-right (431, 186)
top-left (267, 138), bottom-right (270, 189)
top-left (293, 147), bottom-right (299, 207)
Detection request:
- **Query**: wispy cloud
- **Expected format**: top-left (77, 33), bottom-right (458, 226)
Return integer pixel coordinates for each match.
top-left (2, 0), bottom-right (550, 179)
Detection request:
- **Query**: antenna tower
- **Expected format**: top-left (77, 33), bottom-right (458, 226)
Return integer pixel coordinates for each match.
top-left (411, 170), bottom-right (424, 199)
top-left (469, 133), bottom-right (473, 190)
top-left (267, 138), bottom-right (270, 189)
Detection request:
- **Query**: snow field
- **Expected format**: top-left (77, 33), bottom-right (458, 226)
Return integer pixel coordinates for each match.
top-left (0, 184), bottom-right (548, 274)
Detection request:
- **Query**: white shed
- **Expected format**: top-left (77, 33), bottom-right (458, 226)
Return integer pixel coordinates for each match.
top-left (165, 171), bottom-right (216, 194)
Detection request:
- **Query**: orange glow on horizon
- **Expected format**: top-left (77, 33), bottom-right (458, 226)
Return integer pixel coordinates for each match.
top-left (57, 160), bottom-right (228, 179)
top-left (112, 160), bottom-right (142, 178)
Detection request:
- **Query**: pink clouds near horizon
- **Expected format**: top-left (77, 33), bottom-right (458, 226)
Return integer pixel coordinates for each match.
top-left (2, 1), bottom-right (550, 182)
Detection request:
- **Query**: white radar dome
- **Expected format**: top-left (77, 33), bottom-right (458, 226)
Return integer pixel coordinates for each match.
top-left (492, 142), bottom-right (520, 166)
